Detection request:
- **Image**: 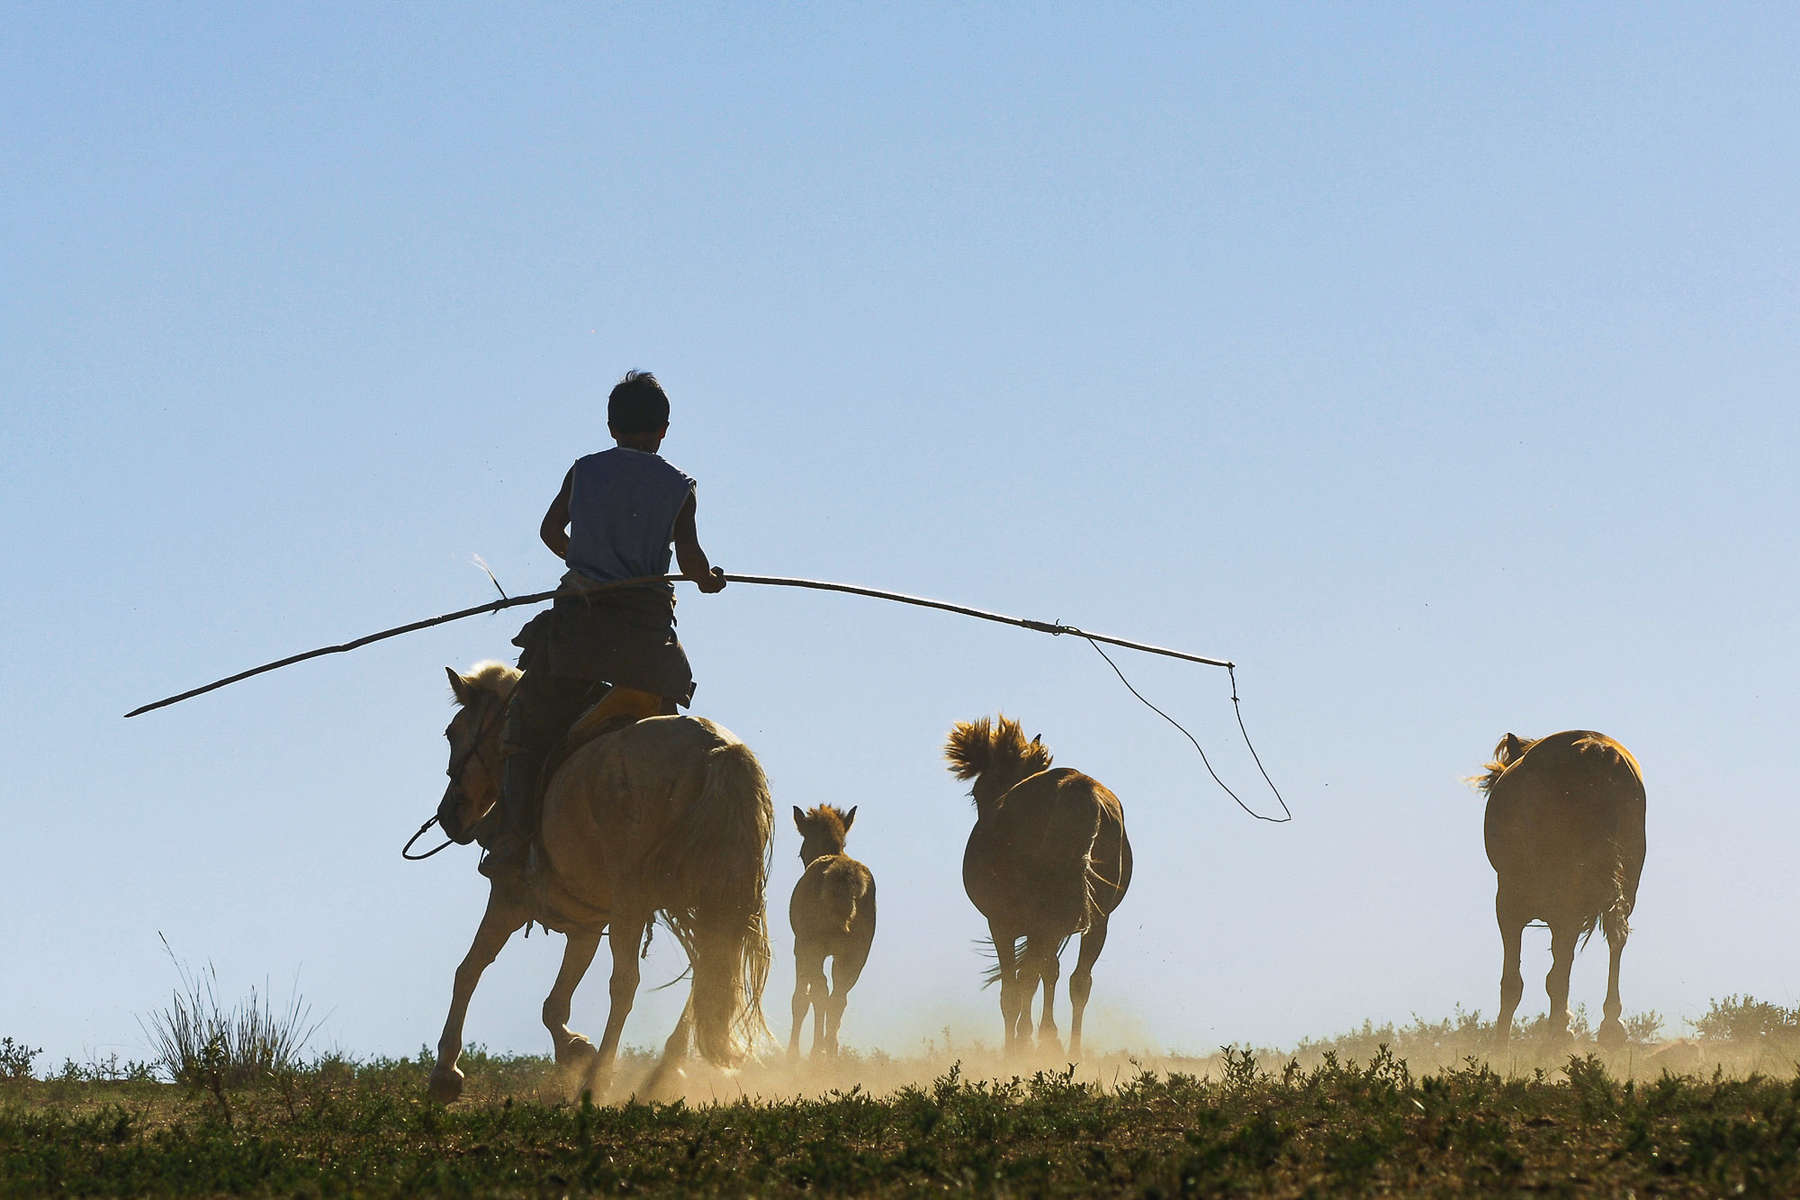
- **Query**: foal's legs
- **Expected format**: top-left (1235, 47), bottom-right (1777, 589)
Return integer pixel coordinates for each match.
top-left (1068, 913), bottom-right (1110, 1059)
top-left (1597, 916), bottom-right (1629, 1047)
top-left (825, 940), bottom-right (871, 1056)
top-left (580, 911), bottom-right (648, 1100)
top-left (543, 930), bottom-right (603, 1071)
top-left (1544, 920), bottom-right (1579, 1039)
top-left (789, 942), bottom-right (828, 1058)
top-left (989, 922), bottom-right (1026, 1055)
top-left (431, 886), bottom-right (530, 1102)
top-left (1492, 889), bottom-right (1528, 1045)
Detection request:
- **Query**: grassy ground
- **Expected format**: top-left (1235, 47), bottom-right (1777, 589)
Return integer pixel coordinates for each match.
top-left (9, 1023), bottom-right (1800, 1197)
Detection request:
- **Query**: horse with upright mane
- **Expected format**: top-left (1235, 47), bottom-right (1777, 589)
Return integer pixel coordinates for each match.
top-left (430, 661), bottom-right (772, 1101)
top-left (787, 803), bottom-right (876, 1059)
top-left (1476, 729), bottom-right (1645, 1045)
top-left (946, 715), bottom-right (1131, 1057)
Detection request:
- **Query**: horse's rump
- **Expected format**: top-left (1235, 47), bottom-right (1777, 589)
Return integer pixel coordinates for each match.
top-left (1004, 770), bottom-right (1106, 934)
top-left (540, 716), bottom-right (773, 1065)
top-left (792, 856), bottom-right (871, 939)
top-left (1477, 730), bottom-right (1643, 797)
top-left (1481, 729), bottom-right (1646, 942)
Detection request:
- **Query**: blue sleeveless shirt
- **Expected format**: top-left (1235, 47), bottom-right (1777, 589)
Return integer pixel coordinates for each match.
top-left (565, 448), bottom-right (696, 589)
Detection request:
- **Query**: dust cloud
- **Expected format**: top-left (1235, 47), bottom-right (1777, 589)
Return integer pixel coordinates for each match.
top-left (450, 1004), bottom-right (1772, 1109)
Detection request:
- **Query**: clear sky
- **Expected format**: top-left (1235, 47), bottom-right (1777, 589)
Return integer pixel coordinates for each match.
top-left (5, 4), bottom-right (1797, 1070)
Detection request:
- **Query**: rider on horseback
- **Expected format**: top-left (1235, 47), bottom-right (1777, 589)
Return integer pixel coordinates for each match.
top-left (480, 369), bottom-right (727, 883)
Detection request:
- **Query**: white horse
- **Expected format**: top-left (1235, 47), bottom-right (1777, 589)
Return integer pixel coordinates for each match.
top-left (430, 661), bottom-right (772, 1101)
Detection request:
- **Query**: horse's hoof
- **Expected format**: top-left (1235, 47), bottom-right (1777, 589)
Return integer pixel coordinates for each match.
top-left (1597, 1020), bottom-right (1627, 1048)
top-left (557, 1036), bottom-right (599, 1070)
top-left (428, 1065), bottom-right (465, 1104)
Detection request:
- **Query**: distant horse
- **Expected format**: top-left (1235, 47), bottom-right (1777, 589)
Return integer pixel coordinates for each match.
top-left (946, 715), bottom-right (1132, 1057)
top-left (430, 661), bottom-right (772, 1102)
top-left (1477, 729), bottom-right (1646, 1045)
top-left (787, 804), bottom-right (876, 1058)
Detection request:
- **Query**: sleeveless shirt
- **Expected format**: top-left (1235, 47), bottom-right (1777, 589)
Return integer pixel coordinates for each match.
top-left (565, 447), bottom-right (696, 588)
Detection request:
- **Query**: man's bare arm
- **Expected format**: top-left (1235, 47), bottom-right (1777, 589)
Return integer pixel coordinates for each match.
top-left (540, 469), bottom-right (573, 560)
top-left (673, 493), bottom-right (726, 593)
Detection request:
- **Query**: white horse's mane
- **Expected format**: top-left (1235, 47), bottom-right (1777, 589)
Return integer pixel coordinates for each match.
top-left (459, 659), bottom-right (520, 700)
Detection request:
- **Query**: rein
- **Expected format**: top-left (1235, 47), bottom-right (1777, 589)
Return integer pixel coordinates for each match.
top-left (401, 816), bottom-right (454, 861)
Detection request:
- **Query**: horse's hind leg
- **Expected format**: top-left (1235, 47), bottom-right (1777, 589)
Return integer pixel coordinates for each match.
top-left (1012, 940), bottom-right (1046, 1051)
top-left (431, 888), bottom-right (530, 1103)
top-left (1068, 913), bottom-right (1110, 1059)
top-left (638, 997), bottom-right (695, 1101)
top-left (1029, 937), bottom-right (1063, 1053)
top-left (543, 930), bottom-right (602, 1074)
top-left (1597, 915), bottom-right (1629, 1046)
top-left (1544, 921), bottom-right (1579, 1040)
top-left (580, 911), bottom-right (648, 1101)
top-left (1492, 890), bottom-right (1527, 1046)
top-left (989, 922), bottom-right (1026, 1056)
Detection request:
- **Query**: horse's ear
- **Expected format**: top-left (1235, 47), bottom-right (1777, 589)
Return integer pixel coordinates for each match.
top-left (1503, 732), bottom-right (1523, 760)
top-left (446, 667), bottom-right (470, 705)
top-left (792, 805), bottom-right (807, 831)
top-left (1031, 733), bottom-right (1042, 746)
top-left (842, 806), bottom-right (857, 831)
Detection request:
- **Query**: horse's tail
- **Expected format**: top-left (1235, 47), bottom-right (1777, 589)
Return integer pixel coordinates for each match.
top-left (1598, 853), bottom-right (1633, 946)
top-left (1028, 781), bottom-right (1104, 934)
top-left (669, 740), bottom-right (773, 1068)
top-left (1574, 734), bottom-right (1645, 949)
top-left (1089, 808), bottom-right (1129, 920)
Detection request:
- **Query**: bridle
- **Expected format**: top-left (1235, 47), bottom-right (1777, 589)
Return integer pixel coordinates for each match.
top-left (403, 691), bottom-right (506, 860)
top-left (445, 694), bottom-right (505, 783)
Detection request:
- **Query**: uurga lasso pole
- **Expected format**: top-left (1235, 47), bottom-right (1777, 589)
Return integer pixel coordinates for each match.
top-left (124, 571), bottom-right (1233, 718)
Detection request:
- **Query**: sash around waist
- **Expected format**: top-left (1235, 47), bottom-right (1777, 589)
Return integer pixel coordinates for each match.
top-left (513, 577), bottom-right (694, 704)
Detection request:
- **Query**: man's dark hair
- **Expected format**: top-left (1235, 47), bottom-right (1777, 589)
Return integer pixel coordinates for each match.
top-left (608, 370), bottom-right (671, 434)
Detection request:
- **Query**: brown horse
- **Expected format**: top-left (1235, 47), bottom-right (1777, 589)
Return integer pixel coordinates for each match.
top-left (430, 661), bottom-right (772, 1102)
top-left (1476, 729), bottom-right (1646, 1045)
top-left (787, 804), bottom-right (876, 1058)
top-left (946, 715), bottom-right (1131, 1057)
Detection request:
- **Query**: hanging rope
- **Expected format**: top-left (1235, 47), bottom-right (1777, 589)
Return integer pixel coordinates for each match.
top-left (1079, 638), bottom-right (1291, 823)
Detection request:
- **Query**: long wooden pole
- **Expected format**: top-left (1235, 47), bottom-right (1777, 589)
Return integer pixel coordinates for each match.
top-left (124, 572), bottom-right (1232, 718)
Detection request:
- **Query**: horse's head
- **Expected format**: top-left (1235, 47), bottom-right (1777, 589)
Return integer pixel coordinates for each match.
top-left (437, 663), bottom-right (517, 845)
top-left (793, 804), bottom-right (856, 865)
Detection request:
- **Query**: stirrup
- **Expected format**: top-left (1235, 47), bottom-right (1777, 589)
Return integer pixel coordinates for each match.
top-left (477, 833), bottom-right (529, 882)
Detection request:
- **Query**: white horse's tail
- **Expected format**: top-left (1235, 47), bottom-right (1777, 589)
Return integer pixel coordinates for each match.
top-left (665, 740), bottom-right (773, 1067)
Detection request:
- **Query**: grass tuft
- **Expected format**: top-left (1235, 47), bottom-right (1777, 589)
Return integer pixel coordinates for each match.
top-left (137, 934), bottom-right (323, 1093)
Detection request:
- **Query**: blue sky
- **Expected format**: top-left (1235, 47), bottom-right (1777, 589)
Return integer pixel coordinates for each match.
top-left (4, 4), bottom-right (1797, 1069)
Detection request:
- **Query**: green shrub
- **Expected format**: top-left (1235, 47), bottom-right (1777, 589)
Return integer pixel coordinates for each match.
top-left (0, 1037), bottom-right (41, 1080)
top-left (1690, 995), bottom-right (1800, 1041)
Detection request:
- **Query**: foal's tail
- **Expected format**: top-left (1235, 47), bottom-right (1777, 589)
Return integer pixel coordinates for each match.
top-left (670, 740), bottom-right (773, 1068)
top-left (823, 862), bottom-right (863, 936)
